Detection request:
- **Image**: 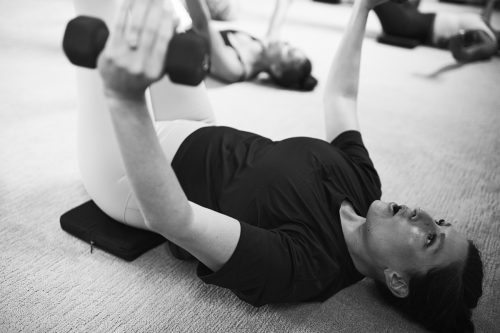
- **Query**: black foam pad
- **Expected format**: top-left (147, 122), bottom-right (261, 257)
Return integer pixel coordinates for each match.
top-left (62, 16), bottom-right (109, 69)
top-left (60, 201), bottom-right (165, 261)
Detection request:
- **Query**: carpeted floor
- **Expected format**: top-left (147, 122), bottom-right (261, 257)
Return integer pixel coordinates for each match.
top-left (1, 0), bottom-right (499, 332)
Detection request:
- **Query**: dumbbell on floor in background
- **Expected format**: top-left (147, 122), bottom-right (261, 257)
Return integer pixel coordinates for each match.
top-left (62, 16), bottom-right (210, 86)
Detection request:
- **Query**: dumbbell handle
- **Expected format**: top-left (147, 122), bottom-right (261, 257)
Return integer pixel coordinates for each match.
top-left (62, 16), bottom-right (210, 86)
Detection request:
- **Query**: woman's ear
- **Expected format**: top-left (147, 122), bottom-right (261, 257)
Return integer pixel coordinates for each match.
top-left (384, 268), bottom-right (409, 298)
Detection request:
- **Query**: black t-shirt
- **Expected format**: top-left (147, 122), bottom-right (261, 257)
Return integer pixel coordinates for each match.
top-left (171, 127), bottom-right (381, 306)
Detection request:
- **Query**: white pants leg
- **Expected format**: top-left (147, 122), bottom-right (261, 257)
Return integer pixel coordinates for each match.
top-left (73, 0), bottom-right (215, 229)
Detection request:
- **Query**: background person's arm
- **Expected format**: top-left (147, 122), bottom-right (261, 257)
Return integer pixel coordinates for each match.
top-left (266, 0), bottom-right (293, 42)
top-left (449, 29), bottom-right (498, 62)
top-left (185, 0), bottom-right (245, 82)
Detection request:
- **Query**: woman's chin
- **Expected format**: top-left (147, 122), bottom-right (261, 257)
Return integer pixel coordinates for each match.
top-left (368, 200), bottom-right (388, 216)
top-left (365, 200), bottom-right (392, 231)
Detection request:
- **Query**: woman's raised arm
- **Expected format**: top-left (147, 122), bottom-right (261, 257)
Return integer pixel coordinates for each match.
top-left (98, 0), bottom-right (240, 271)
top-left (323, 0), bottom-right (388, 142)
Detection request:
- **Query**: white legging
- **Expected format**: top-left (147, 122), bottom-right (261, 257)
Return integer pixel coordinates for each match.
top-left (73, 0), bottom-right (215, 229)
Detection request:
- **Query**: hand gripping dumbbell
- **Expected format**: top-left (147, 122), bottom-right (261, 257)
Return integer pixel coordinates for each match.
top-left (62, 16), bottom-right (210, 86)
top-left (448, 29), bottom-right (496, 63)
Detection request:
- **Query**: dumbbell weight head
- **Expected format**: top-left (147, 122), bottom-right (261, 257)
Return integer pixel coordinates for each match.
top-left (62, 16), bottom-right (209, 86)
top-left (63, 16), bottom-right (109, 69)
top-left (166, 31), bottom-right (210, 86)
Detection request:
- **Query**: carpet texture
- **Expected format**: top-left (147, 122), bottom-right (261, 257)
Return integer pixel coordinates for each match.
top-left (1, 0), bottom-right (499, 332)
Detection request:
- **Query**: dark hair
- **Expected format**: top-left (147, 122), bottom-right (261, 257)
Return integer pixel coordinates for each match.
top-left (269, 58), bottom-right (318, 91)
top-left (376, 240), bottom-right (483, 332)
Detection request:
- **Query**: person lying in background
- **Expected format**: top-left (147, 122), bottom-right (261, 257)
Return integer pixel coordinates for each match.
top-left (185, 0), bottom-right (318, 90)
top-left (374, 0), bottom-right (499, 63)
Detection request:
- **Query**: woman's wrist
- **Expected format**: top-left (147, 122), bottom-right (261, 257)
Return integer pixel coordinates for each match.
top-left (104, 88), bottom-right (146, 105)
top-left (104, 91), bottom-right (147, 111)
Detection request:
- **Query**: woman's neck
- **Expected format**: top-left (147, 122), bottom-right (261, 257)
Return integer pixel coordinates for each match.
top-left (255, 48), bottom-right (272, 73)
top-left (240, 42), bottom-right (270, 78)
top-left (259, 41), bottom-right (278, 73)
top-left (339, 201), bottom-right (377, 278)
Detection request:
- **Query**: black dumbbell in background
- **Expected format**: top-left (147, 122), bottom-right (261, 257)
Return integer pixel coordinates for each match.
top-left (63, 16), bottom-right (210, 86)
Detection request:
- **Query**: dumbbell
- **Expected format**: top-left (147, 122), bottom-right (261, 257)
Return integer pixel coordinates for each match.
top-left (62, 16), bottom-right (210, 86)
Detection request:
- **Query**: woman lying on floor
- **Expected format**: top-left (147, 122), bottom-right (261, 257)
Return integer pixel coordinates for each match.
top-left (185, 0), bottom-right (317, 90)
top-left (374, 0), bottom-right (499, 63)
top-left (79, 0), bottom-right (483, 331)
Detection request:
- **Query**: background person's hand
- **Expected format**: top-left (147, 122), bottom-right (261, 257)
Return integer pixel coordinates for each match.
top-left (449, 29), bottom-right (497, 63)
top-left (98, 0), bottom-right (179, 101)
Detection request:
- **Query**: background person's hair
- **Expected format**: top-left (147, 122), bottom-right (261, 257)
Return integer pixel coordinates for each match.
top-left (376, 240), bottom-right (483, 332)
top-left (269, 58), bottom-right (318, 91)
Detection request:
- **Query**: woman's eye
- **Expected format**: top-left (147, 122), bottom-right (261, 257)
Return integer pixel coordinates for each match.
top-left (425, 233), bottom-right (436, 247)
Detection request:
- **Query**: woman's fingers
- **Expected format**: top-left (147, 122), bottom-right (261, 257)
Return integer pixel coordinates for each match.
top-left (141, 0), bottom-right (166, 52)
top-left (108, 0), bottom-right (132, 50)
top-left (142, 0), bottom-right (173, 78)
top-left (125, 0), bottom-right (154, 50)
top-left (148, 9), bottom-right (178, 77)
top-left (98, 0), bottom-right (181, 98)
top-left (115, 0), bottom-right (132, 36)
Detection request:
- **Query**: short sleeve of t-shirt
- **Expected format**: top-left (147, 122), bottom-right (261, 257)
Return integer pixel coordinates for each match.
top-left (197, 222), bottom-right (329, 307)
top-left (331, 130), bottom-right (381, 191)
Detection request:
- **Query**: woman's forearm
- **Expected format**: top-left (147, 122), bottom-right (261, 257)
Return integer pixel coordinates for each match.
top-left (325, 0), bottom-right (370, 102)
top-left (106, 97), bottom-right (193, 240)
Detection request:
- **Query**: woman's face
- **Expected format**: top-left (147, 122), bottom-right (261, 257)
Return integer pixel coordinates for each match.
top-left (266, 41), bottom-right (307, 76)
top-left (364, 200), bottom-right (469, 276)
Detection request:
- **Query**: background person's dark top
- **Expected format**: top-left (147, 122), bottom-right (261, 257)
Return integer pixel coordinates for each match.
top-left (219, 29), bottom-right (262, 48)
top-left (374, 1), bottom-right (436, 44)
top-left (171, 127), bottom-right (382, 306)
top-left (218, 30), bottom-right (263, 81)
